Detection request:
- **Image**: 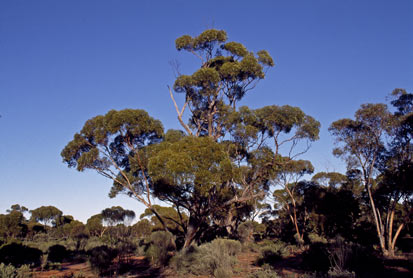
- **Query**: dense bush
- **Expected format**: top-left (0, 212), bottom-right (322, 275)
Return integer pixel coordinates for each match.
top-left (145, 231), bottom-right (175, 266)
top-left (87, 245), bottom-right (118, 276)
top-left (302, 242), bottom-right (331, 272)
top-left (47, 244), bottom-right (69, 263)
top-left (171, 238), bottom-right (241, 277)
top-left (0, 243), bottom-right (42, 267)
top-left (256, 241), bottom-right (290, 266)
top-left (302, 238), bottom-right (382, 276)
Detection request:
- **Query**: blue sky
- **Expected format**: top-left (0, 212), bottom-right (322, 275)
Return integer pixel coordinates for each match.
top-left (0, 0), bottom-right (411, 223)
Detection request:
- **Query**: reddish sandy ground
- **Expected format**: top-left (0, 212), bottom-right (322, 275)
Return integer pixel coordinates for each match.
top-left (31, 252), bottom-right (412, 278)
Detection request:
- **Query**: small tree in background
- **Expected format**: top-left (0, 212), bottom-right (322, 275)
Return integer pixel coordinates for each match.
top-left (30, 206), bottom-right (63, 227)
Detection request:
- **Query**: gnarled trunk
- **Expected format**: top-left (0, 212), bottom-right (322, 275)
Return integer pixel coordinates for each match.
top-left (183, 216), bottom-right (201, 248)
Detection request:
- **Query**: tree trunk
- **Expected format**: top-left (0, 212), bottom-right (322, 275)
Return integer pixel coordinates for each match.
top-left (183, 216), bottom-right (200, 248)
top-left (389, 223), bottom-right (404, 257)
top-left (366, 183), bottom-right (387, 254)
top-left (292, 205), bottom-right (303, 241)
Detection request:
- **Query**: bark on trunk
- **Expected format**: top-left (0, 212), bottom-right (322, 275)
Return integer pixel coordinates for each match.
top-left (366, 183), bottom-right (386, 253)
top-left (389, 223), bottom-right (404, 257)
top-left (183, 216), bottom-right (200, 248)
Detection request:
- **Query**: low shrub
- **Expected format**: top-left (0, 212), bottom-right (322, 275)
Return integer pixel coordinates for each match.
top-left (242, 241), bottom-right (260, 253)
top-left (43, 262), bottom-right (61, 270)
top-left (171, 238), bottom-right (241, 277)
top-left (256, 241), bottom-right (290, 266)
top-left (0, 263), bottom-right (31, 278)
top-left (145, 231), bottom-right (175, 266)
top-left (214, 267), bottom-right (232, 278)
top-left (327, 269), bottom-right (355, 278)
top-left (248, 268), bottom-right (280, 278)
top-left (308, 232), bottom-right (328, 244)
top-left (212, 238), bottom-right (242, 256)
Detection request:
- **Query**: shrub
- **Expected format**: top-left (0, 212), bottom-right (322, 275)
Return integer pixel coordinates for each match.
top-left (256, 242), bottom-right (289, 266)
top-left (0, 263), bottom-right (31, 278)
top-left (145, 231), bottom-right (175, 266)
top-left (87, 245), bottom-right (118, 276)
top-left (327, 269), bottom-right (355, 278)
top-left (248, 268), bottom-right (280, 278)
top-left (84, 237), bottom-right (105, 252)
top-left (308, 233), bottom-right (328, 244)
top-left (242, 241), bottom-right (260, 253)
top-left (0, 243), bottom-right (42, 267)
top-left (47, 245), bottom-right (68, 263)
top-left (44, 262), bottom-right (61, 270)
top-left (171, 238), bottom-right (241, 277)
top-left (73, 271), bottom-right (86, 278)
top-left (0, 263), bottom-right (15, 278)
top-left (15, 265), bottom-right (31, 278)
top-left (302, 242), bottom-right (330, 272)
top-left (212, 238), bottom-right (242, 256)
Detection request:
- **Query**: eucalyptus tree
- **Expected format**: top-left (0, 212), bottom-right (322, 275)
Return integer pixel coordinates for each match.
top-left (165, 29), bottom-right (319, 245)
top-left (330, 91), bottom-right (413, 256)
top-left (86, 214), bottom-right (105, 237)
top-left (62, 29), bottom-right (319, 248)
top-left (30, 206), bottom-right (63, 227)
top-left (61, 109), bottom-right (168, 230)
top-left (272, 159), bottom-right (314, 242)
top-left (376, 89), bottom-right (413, 255)
top-left (140, 205), bottom-right (188, 234)
top-left (101, 206), bottom-right (136, 227)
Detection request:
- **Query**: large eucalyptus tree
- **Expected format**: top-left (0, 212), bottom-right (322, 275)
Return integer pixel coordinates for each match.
top-left (62, 29), bottom-right (319, 247)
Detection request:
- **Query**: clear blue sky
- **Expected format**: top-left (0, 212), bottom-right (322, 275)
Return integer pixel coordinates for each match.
top-left (0, 0), bottom-right (411, 223)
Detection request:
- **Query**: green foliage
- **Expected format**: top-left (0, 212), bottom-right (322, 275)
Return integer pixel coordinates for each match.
top-left (308, 233), bottom-right (328, 244)
top-left (85, 214), bottom-right (104, 237)
top-left (15, 265), bottom-right (30, 278)
top-left (131, 219), bottom-right (152, 239)
top-left (254, 105), bottom-right (320, 142)
top-left (87, 245), bottom-right (118, 276)
top-left (242, 241), bottom-right (260, 253)
top-left (222, 42), bottom-right (248, 57)
top-left (312, 172), bottom-right (348, 188)
top-left (171, 238), bottom-right (241, 277)
top-left (101, 206), bottom-right (135, 226)
top-left (236, 220), bottom-right (266, 243)
top-left (0, 263), bottom-right (31, 278)
top-left (140, 205), bottom-right (186, 235)
top-left (0, 263), bottom-right (15, 278)
top-left (43, 262), bottom-right (61, 270)
top-left (0, 212), bottom-right (25, 240)
top-left (30, 206), bottom-right (62, 227)
top-left (61, 109), bottom-right (164, 205)
top-left (214, 267), bottom-right (232, 278)
top-left (256, 241), bottom-right (290, 266)
top-left (248, 268), bottom-right (280, 278)
top-left (145, 231), bottom-right (175, 266)
top-left (83, 237), bottom-right (105, 252)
